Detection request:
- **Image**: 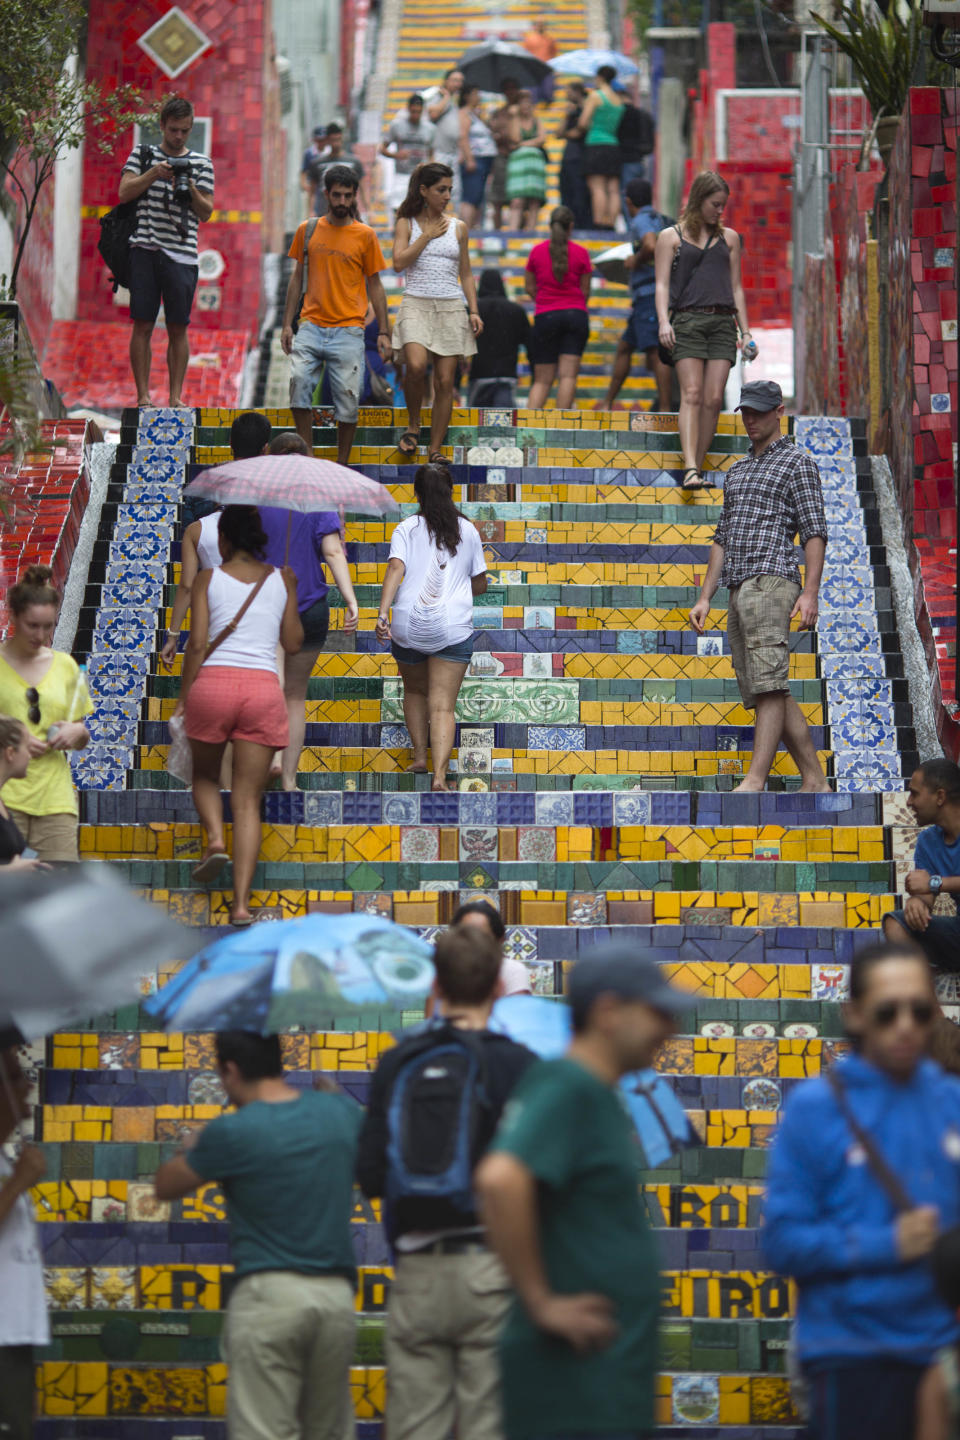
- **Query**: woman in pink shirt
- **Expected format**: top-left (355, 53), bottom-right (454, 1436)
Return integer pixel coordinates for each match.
top-left (524, 206), bottom-right (592, 409)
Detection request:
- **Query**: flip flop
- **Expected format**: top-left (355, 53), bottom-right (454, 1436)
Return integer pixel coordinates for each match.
top-left (229, 912), bottom-right (254, 928)
top-left (397, 431), bottom-right (419, 456)
top-left (680, 468), bottom-right (704, 492)
top-left (192, 850), bottom-right (229, 883)
top-left (428, 451), bottom-right (449, 465)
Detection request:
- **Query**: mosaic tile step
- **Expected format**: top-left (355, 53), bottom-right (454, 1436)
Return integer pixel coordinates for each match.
top-left (155, 636), bottom-right (823, 664)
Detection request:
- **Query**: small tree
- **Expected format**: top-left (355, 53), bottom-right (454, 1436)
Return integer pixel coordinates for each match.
top-left (0, 0), bottom-right (143, 299)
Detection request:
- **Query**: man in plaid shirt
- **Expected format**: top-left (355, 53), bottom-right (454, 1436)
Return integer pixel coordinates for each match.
top-left (689, 380), bottom-right (829, 792)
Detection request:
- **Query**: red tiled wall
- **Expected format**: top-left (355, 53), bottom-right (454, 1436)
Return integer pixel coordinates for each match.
top-left (76, 0), bottom-right (283, 338)
top-left (6, 155), bottom-right (57, 357)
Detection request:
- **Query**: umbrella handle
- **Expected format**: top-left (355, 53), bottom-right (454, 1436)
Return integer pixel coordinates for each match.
top-left (285, 512), bottom-right (292, 566)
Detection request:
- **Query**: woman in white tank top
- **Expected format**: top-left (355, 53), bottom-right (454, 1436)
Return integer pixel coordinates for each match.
top-left (391, 161), bottom-right (483, 464)
top-left (177, 506), bottom-right (303, 926)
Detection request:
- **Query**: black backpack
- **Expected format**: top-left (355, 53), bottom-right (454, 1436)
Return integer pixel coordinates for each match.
top-left (98, 145), bottom-right (152, 292)
top-left (617, 104), bottom-right (655, 160)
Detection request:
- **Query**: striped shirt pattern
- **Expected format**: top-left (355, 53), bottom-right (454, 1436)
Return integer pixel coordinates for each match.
top-left (122, 145), bottom-right (215, 265)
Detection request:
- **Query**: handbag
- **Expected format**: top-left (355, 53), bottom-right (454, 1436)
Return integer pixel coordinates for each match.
top-left (365, 355), bottom-right (393, 404)
top-left (165, 569), bottom-right (273, 784)
top-left (657, 226), bottom-right (720, 368)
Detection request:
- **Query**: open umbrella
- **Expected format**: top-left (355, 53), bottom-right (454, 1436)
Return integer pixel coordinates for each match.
top-left (457, 40), bottom-right (551, 92)
top-left (550, 48), bottom-right (639, 79)
top-left (184, 454), bottom-right (399, 517)
top-left (593, 241), bottom-right (635, 287)
top-left (145, 913), bottom-right (437, 1033)
top-left (0, 866), bottom-right (189, 1040)
top-left (489, 993), bottom-right (695, 1167)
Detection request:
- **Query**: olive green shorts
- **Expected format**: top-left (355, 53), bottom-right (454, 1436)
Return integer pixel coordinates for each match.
top-left (727, 574), bottom-right (801, 708)
top-left (672, 310), bottom-right (738, 363)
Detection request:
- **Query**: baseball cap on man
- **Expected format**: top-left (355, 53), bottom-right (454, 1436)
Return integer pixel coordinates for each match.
top-left (568, 942), bottom-right (697, 1026)
top-left (735, 380), bottom-right (783, 413)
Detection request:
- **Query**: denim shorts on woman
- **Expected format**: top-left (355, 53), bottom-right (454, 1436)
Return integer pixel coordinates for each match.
top-left (529, 309), bottom-right (589, 366)
top-left (392, 635), bottom-right (475, 665)
top-left (671, 309), bottom-right (738, 364)
top-left (299, 596), bottom-right (330, 647)
top-left (461, 156), bottom-right (493, 209)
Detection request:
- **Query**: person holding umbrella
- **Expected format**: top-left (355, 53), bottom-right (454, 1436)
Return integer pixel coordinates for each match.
top-left (392, 163), bottom-right (483, 462)
top-left (179, 506), bottom-right (303, 926)
top-left (375, 463), bottom-right (487, 791)
top-left (576, 66), bottom-right (625, 230)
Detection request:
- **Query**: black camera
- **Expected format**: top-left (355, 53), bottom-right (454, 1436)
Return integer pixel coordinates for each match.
top-left (168, 157), bottom-right (192, 204)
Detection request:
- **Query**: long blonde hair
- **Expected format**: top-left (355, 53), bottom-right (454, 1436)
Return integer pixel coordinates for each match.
top-left (679, 171), bottom-right (730, 241)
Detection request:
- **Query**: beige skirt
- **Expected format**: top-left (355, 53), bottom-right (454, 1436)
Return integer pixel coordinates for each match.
top-left (393, 294), bottom-right (477, 358)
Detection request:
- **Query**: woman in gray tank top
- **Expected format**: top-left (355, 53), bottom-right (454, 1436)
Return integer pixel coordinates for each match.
top-left (654, 171), bottom-right (756, 491)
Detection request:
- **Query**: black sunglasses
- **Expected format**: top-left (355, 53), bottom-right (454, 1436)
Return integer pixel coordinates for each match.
top-left (25, 687), bottom-right (40, 725)
top-left (871, 1000), bottom-right (935, 1029)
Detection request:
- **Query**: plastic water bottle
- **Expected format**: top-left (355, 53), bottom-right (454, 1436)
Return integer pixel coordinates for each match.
top-left (47, 663), bottom-right (88, 744)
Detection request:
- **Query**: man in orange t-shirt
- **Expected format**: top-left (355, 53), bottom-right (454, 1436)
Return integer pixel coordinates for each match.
top-left (281, 165), bottom-right (392, 462)
top-left (523, 21), bottom-right (558, 102)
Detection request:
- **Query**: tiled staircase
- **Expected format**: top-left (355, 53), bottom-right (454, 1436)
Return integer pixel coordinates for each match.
top-left (27, 401), bottom-right (925, 1438)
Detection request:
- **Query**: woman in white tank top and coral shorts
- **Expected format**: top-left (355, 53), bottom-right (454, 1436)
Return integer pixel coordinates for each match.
top-left (177, 505), bottom-right (303, 926)
top-left (391, 161), bottom-right (483, 463)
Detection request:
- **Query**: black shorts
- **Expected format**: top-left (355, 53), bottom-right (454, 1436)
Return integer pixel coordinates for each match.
top-left (530, 309), bottom-right (589, 366)
top-left (129, 247), bottom-right (198, 327)
top-left (299, 596), bottom-right (330, 648)
top-left (804, 1361), bottom-right (927, 1440)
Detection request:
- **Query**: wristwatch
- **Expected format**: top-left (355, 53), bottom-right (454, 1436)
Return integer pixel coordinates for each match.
top-left (930, 874), bottom-right (944, 895)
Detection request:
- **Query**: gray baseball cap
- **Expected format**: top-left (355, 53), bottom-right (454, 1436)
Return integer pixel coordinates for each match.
top-left (568, 942), bottom-right (698, 1025)
top-left (735, 380), bottom-right (783, 413)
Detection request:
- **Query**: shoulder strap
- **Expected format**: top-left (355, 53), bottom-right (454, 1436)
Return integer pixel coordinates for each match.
top-left (139, 144), bottom-right (152, 173)
top-left (826, 1069), bottom-right (914, 1214)
top-left (670, 228), bottom-right (719, 314)
top-left (204, 568), bottom-right (274, 660)
top-left (301, 217), bottom-right (319, 297)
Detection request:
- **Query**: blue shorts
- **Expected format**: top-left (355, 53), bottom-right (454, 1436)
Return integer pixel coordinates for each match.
top-left (392, 636), bottom-right (475, 665)
top-left (888, 908), bottom-right (960, 971)
top-left (289, 321), bottom-right (364, 421)
top-left (461, 156), bottom-right (493, 209)
top-left (624, 299), bottom-right (659, 355)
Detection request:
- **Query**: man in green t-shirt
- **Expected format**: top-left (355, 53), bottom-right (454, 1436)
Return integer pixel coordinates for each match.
top-left (155, 1031), bottom-right (361, 1440)
top-left (476, 945), bottom-right (696, 1440)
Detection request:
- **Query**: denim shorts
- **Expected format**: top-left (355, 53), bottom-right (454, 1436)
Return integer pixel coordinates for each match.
top-left (624, 299), bottom-right (659, 355)
top-left (461, 156), bottom-right (493, 208)
top-left (289, 321), bottom-right (365, 421)
top-left (392, 635), bottom-right (475, 665)
top-left (299, 596), bottom-right (330, 648)
top-left (887, 909), bottom-right (960, 972)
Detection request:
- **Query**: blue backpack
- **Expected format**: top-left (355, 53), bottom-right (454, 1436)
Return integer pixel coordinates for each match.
top-left (385, 1022), bottom-right (491, 1218)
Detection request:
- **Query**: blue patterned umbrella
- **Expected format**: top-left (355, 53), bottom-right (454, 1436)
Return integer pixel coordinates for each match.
top-left (550, 48), bottom-right (640, 78)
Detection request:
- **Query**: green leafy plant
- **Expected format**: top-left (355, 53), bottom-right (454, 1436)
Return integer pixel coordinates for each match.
top-left (811, 0), bottom-right (925, 121)
top-left (0, 325), bottom-right (62, 525)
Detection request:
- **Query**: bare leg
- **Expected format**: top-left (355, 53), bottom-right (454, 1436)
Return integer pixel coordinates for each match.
top-left (528, 363), bottom-right (556, 410)
top-left (279, 646), bottom-right (322, 790)
top-left (167, 324), bottom-right (190, 406)
top-left (190, 738), bottom-right (228, 856)
top-left (292, 407), bottom-right (314, 450)
top-left (734, 691), bottom-right (786, 793)
top-left (397, 659), bottom-right (429, 771)
top-left (336, 420), bottom-right (358, 466)
top-left (130, 320), bottom-right (155, 405)
top-left (587, 174), bottom-right (606, 227)
top-left (696, 358), bottom-right (732, 473)
top-left (644, 346), bottom-right (674, 413)
top-left (604, 177), bottom-right (620, 228)
top-left (429, 354), bottom-right (459, 455)
top-left (510, 198), bottom-right (525, 229)
top-left (229, 739), bottom-right (274, 923)
top-left (460, 201), bottom-right (478, 229)
top-left (604, 339), bottom-right (633, 408)
top-left (427, 656), bottom-right (469, 790)
top-left (675, 357), bottom-right (705, 476)
top-left (780, 692), bottom-right (830, 791)
top-left (555, 355), bottom-right (582, 411)
top-left (402, 342), bottom-right (430, 441)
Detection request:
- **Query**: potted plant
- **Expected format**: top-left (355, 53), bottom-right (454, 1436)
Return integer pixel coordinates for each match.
top-left (812, 0), bottom-right (926, 162)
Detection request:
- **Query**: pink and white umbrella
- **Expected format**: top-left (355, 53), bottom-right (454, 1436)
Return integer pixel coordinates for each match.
top-left (184, 454), bottom-right (399, 515)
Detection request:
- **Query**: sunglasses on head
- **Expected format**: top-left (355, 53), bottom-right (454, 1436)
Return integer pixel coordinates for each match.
top-left (870, 999), bottom-right (935, 1029)
top-left (25, 687), bottom-right (40, 725)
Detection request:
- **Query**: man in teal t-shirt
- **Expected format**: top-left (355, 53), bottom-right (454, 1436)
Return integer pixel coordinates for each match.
top-left (155, 1031), bottom-right (361, 1440)
top-left (476, 944), bottom-right (696, 1440)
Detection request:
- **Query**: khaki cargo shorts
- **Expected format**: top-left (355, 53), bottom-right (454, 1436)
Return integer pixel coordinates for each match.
top-left (727, 574), bottom-right (801, 708)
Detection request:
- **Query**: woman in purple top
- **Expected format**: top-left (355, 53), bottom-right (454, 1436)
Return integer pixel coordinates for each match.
top-left (257, 432), bottom-right (360, 789)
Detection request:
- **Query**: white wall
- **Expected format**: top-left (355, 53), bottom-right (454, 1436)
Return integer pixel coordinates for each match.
top-left (52, 55), bottom-right (84, 320)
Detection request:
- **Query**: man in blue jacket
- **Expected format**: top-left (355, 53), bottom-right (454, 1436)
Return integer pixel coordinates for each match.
top-left (763, 940), bottom-right (960, 1440)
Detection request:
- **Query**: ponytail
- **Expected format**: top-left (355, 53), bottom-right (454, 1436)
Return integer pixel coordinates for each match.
top-left (413, 463), bottom-right (463, 554)
top-left (548, 206), bottom-right (574, 284)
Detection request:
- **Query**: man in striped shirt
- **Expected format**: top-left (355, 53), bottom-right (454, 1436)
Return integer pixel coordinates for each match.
top-left (118, 96), bottom-right (215, 408)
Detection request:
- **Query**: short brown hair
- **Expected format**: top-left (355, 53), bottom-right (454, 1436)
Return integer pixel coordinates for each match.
top-left (269, 431), bottom-right (310, 455)
top-left (433, 927), bottom-right (501, 1005)
top-left (161, 96), bottom-right (194, 125)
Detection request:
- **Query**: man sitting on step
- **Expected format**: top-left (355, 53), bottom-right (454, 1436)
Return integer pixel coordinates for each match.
top-left (357, 927), bottom-right (536, 1440)
top-left (884, 758), bottom-right (960, 973)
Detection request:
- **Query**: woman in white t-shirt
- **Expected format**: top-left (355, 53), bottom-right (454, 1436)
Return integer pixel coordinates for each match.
top-left (178, 506), bottom-right (303, 925)
top-left (375, 464), bottom-right (487, 791)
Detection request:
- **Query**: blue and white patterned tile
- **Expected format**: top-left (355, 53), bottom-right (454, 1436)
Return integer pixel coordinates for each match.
top-left (100, 577), bottom-right (165, 610)
top-left (129, 444), bottom-right (190, 480)
top-left (123, 477), bottom-right (184, 503)
top-left (481, 410), bottom-right (514, 427)
top-left (93, 609), bottom-right (157, 655)
top-left (85, 703), bottom-right (141, 748)
top-left (460, 791), bottom-right (498, 825)
top-left (534, 792), bottom-right (574, 826)
top-left (834, 749), bottom-right (905, 791)
top-left (822, 534), bottom-right (873, 568)
top-left (817, 615), bottom-right (881, 653)
top-left (827, 691), bottom-right (895, 724)
top-left (613, 790), bottom-right (652, 825)
top-left (117, 500), bottom-right (178, 529)
top-left (139, 410), bottom-right (195, 447)
top-left (71, 747), bottom-right (133, 791)
top-left (819, 563), bottom-right (874, 588)
top-left (617, 630), bottom-right (658, 654)
top-left (795, 416), bottom-right (853, 455)
top-left (527, 725), bottom-right (586, 750)
top-left (818, 578), bottom-right (874, 613)
top-left (379, 724), bottom-right (411, 747)
top-left (831, 709), bottom-right (899, 751)
top-left (382, 794), bottom-right (420, 825)
top-left (825, 675), bottom-right (893, 705)
top-left (503, 926), bottom-right (539, 963)
top-left (819, 651), bottom-right (886, 678)
top-left (86, 653), bottom-right (152, 699)
top-left (110, 525), bottom-right (171, 565)
top-left (816, 457), bottom-right (858, 482)
top-left (303, 792), bottom-right (343, 825)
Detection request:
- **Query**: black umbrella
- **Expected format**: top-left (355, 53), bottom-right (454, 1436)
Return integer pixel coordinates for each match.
top-left (457, 40), bottom-right (551, 92)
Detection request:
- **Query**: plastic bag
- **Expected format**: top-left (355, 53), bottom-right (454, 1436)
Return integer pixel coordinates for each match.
top-left (167, 712), bottom-right (192, 785)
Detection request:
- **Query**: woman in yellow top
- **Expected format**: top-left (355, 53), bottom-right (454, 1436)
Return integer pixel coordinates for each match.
top-left (0, 566), bottom-right (92, 861)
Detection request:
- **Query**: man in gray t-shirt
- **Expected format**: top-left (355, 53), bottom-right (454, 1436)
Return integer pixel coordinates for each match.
top-left (379, 94), bottom-right (435, 218)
